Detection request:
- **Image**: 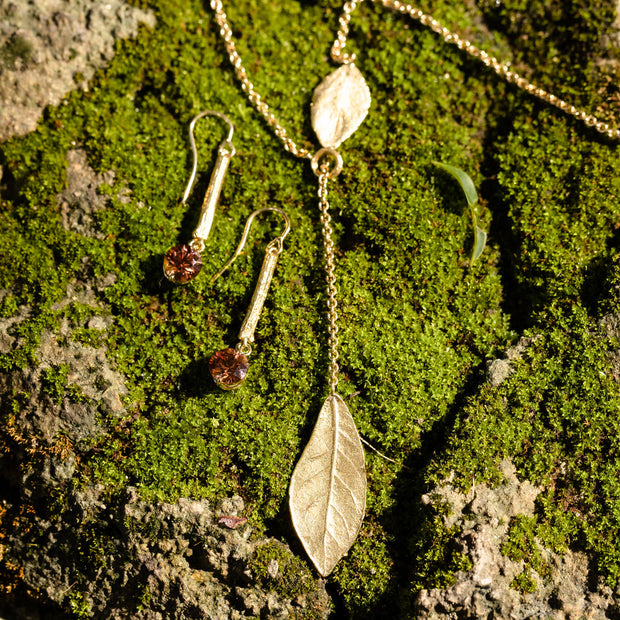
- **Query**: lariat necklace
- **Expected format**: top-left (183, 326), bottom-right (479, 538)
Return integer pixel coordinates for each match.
top-left (209, 0), bottom-right (619, 576)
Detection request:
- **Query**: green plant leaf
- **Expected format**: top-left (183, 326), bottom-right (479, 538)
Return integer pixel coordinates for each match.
top-left (433, 162), bottom-right (487, 264)
top-left (434, 162), bottom-right (478, 207)
top-left (472, 226), bottom-right (487, 262)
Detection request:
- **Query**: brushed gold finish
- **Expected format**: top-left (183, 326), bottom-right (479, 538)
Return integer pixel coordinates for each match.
top-left (238, 243), bottom-right (280, 347)
top-left (311, 64), bottom-right (371, 148)
top-left (192, 142), bottom-right (234, 244)
top-left (182, 111), bottom-right (236, 248)
top-left (289, 394), bottom-right (366, 577)
top-left (211, 207), bottom-right (291, 355)
top-left (164, 110), bottom-right (236, 279)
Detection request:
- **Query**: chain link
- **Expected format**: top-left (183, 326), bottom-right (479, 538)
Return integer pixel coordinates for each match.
top-left (332, 0), bottom-right (620, 140)
top-left (210, 0), bottom-right (313, 160)
top-left (317, 168), bottom-right (340, 394)
top-left (331, 1), bottom-right (360, 64)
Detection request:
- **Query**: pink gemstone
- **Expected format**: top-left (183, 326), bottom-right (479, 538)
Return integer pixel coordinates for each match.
top-left (163, 244), bottom-right (202, 283)
top-left (209, 348), bottom-right (249, 390)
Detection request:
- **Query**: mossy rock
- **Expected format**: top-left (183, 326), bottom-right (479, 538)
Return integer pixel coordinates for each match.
top-left (2, 0), bottom-right (620, 618)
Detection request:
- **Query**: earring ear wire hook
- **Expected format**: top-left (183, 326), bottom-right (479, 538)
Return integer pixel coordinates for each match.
top-left (211, 206), bottom-right (291, 284)
top-left (182, 110), bottom-right (236, 204)
top-left (162, 110), bottom-right (237, 284)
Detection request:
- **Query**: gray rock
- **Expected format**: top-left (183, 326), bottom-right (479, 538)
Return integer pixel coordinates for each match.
top-left (3, 482), bottom-right (330, 619)
top-left (416, 461), bottom-right (619, 619)
top-left (1, 315), bottom-right (127, 446)
top-left (486, 336), bottom-right (539, 387)
top-left (0, 145), bottom-right (132, 445)
top-left (58, 149), bottom-right (116, 239)
top-left (0, 300), bottom-right (30, 353)
top-left (0, 0), bottom-right (155, 141)
top-left (599, 313), bottom-right (620, 385)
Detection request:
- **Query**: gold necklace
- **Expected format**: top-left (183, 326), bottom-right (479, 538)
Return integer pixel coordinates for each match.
top-left (210, 0), bottom-right (619, 577)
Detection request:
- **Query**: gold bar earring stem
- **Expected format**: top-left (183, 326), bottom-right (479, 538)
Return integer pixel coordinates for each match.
top-left (237, 242), bottom-right (281, 347)
top-left (192, 143), bottom-right (234, 244)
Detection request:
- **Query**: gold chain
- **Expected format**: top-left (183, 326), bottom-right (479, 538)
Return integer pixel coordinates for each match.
top-left (317, 167), bottom-right (340, 395)
top-left (212, 0), bottom-right (620, 146)
top-left (333, 0), bottom-right (620, 140)
top-left (210, 0), bottom-right (313, 160)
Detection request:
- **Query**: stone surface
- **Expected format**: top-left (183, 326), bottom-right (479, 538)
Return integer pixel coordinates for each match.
top-left (58, 149), bottom-right (118, 239)
top-left (0, 145), bottom-right (127, 448)
top-left (209, 348), bottom-right (249, 390)
top-left (599, 312), bottom-right (620, 385)
top-left (486, 335), bottom-right (540, 388)
top-left (415, 461), bottom-right (620, 619)
top-left (0, 482), bottom-right (331, 619)
top-left (163, 243), bottom-right (203, 283)
top-left (1, 314), bottom-right (127, 447)
top-left (0, 0), bottom-right (155, 142)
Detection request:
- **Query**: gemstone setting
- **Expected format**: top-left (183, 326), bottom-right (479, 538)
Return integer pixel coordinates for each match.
top-left (209, 348), bottom-right (249, 390)
top-left (163, 244), bottom-right (202, 283)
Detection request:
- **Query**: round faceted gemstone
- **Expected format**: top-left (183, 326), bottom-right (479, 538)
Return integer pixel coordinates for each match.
top-left (209, 348), bottom-right (249, 390)
top-left (163, 244), bottom-right (202, 283)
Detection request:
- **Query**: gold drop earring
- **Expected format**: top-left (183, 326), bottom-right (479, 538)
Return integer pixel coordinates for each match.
top-left (163, 110), bottom-right (236, 284)
top-left (208, 207), bottom-right (291, 390)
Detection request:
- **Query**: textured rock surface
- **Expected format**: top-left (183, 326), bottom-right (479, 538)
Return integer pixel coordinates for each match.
top-left (1, 484), bottom-right (330, 619)
top-left (58, 149), bottom-right (120, 239)
top-left (600, 313), bottom-right (620, 384)
top-left (0, 0), bottom-right (155, 141)
top-left (415, 461), bottom-right (620, 619)
top-left (1, 148), bottom-right (126, 446)
top-left (1, 311), bottom-right (126, 445)
top-left (485, 336), bottom-right (539, 388)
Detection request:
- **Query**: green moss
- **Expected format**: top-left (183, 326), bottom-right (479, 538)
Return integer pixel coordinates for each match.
top-left (438, 303), bottom-right (620, 583)
top-left (65, 590), bottom-right (92, 619)
top-left (40, 364), bottom-right (87, 406)
top-left (2, 0), bottom-right (620, 615)
top-left (410, 512), bottom-right (473, 592)
top-left (40, 364), bottom-right (71, 406)
top-left (0, 294), bottom-right (19, 318)
top-left (71, 326), bottom-right (108, 348)
top-left (501, 515), bottom-right (550, 583)
top-left (58, 302), bottom-right (105, 326)
top-left (331, 526), bottom-right (394, 616)
top-left (0, 34), bottom-right (33, 69)
top-left (251, 541), bottom-right (319, 600)
top-left (8, 390), bottom-right (31, 416)
top-left (510, 569), bottom-right (538, 595)
top-left (135, 583), bottom-right (153, 612)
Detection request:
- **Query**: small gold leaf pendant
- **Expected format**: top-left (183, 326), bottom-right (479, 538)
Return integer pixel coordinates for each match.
top-left (289, 394), bottom-right (366, 576)
top-left (311, 64), bottom-right (371, 149)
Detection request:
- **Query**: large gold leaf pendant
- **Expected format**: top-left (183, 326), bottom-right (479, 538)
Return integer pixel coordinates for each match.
top-left (289, 395), bottom-right (366, 577)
